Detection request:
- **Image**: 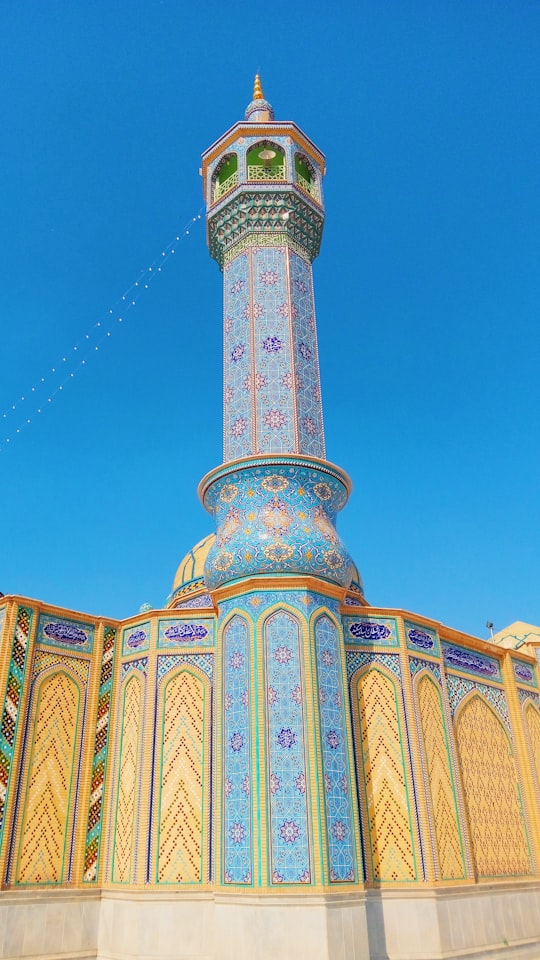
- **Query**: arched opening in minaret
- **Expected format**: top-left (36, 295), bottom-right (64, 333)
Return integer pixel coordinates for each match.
top-left (246, 141), bottom-right (285, 182)
top-left (294, 153), bottom-right (318, 199)
top-left (212, 153), bottom-right (238, 202)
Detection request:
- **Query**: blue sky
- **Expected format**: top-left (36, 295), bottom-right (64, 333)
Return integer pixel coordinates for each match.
top-left (1, 0), bottom-right (538, 638)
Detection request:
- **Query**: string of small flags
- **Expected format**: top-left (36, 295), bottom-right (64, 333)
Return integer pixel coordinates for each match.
top-left (0, 207), bottom-right (204, 451)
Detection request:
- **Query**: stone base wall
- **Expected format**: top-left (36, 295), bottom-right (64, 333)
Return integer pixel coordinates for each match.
top-left (1, 885), bottom-right (540, 960)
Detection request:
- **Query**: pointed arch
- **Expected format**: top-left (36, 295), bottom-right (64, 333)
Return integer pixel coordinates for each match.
top-left (455, 692), bottom-right (531, 878)
top-left (415, 672), bottom-right (465, 879)
top-left (247, 140), bottom-right (286, 182)
top-left (212, 153), bottom-right (239, 202)
top-left (15, 670), bottom-right (81, 883)
top-left (155, 666), bottom-right (210, 883)
top-left (352, 664), bottom-right (417, 882)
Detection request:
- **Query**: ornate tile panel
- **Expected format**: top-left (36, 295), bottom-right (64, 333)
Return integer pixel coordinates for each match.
top-left (32, 650), bottom-right (90, 684)
top-left (223, 615), bottom-right (252, 884)
top-left (442, 642), bottom-right (501, 682)
top-left (122, 622), bottom-right (150, 656)
top-left (512, 658), bottom-right (538, 688)
top-left (265, 610), bottom-right (310, 884)
top-left (405, 621), bottom-right (440, 656)
top-left (175, 593), bottom-right (214, 610)
top-left (343, 616), bottom-right (398, 647)
top-left (37, 613), bottom-right (94, 654)
top-left (158, 619), bottom-right (215, 648)
top-left (315, 616), bottom-right (356, 881)
top-left (121, 658), bottom-right (149, 680)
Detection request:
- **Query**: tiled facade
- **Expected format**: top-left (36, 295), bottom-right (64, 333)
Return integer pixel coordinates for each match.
top-left (1, 79), bottom-right (540, 960)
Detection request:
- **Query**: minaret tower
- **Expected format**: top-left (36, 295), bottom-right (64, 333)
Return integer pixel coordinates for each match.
top-left (198, 79), bottom-right (363, 893)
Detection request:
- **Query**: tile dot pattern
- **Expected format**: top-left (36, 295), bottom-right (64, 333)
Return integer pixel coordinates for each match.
top-left (455, 694), bottom-right (531, 878)
top-left (352, 667), bottom-right (417, 882)
top-left (525, 703), bottom-right (540, 798)
top-left (157, 670), bottom-right (208, 883)
top-left (0, 607), bottom-right (32, 847)
top-left (223, 615), bottom-right (252, 883)
top-left (84, 626), bottom-right (115, 882)
top-left (16, 672), bottom-right (80, 883)
top-left (265, 610), bottom-right (311, 884)
top-left (416, 674), bottom-right (465, 879)
top-left (113, 675), bottom-right (141, 883)
top-left (315, 615), bottom-right (355, 881)
top-left (224, 253), bottom-right (253, 460)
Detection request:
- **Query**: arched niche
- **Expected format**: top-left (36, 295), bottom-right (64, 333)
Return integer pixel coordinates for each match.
top-left (247, 141), bottom-right (286, 182)
top-left (212, 153), bottom-right (239, 202)
top-left (294, 153), bottom-right (318, 199)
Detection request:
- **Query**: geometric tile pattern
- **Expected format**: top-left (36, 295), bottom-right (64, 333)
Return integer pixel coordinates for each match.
top-left (290, 251), bottom-right (324, 457)
top-left (0, 606), bottom-right (32, 849)
top-left (157, 669), bottom-right (208, 883)
top-left (416, 673), bottom-right (465, 879)
top-left (32, 650), bottom-right (90, 684)
top-left (265, 610), bottom-right (311, 884)
top-left (157, 654), bottom-right (213, 682)
top-left (223, 615), bottom-right (252, 884)
top-left (409, 657), bottom-right (441, 682)
top-left (112, 675), bottom-right (142, 883)
top-left (83, 626), bottom-right (116, 883)
top-left (16, 671), bottom-right (80, 883)
top-left (352, 667), bottom-right (417, 882)
top-left (223, 243), bottom-right (324, 461)
top-left (121, 657), bottom-right (148, 680)
top-left (455, 693), bottom-right (532, 878)
top-left (445, 674), bottom-right (510, 729)
top-left (315, 615), bottom-right (356, 881)
top-left (345, 650), bottom-right (401, 680)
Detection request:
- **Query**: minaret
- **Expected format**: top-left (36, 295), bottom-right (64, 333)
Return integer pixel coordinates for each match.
top-left (198, 80), bottom-right (362, 891)
top-left (199, 77), bottom-right (358, 593)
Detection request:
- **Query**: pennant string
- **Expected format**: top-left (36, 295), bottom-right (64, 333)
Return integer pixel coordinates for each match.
top-left (1, 207), bottom-right (204, 449)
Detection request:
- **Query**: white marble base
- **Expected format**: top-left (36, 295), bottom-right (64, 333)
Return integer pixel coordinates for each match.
top-left (0, 884), bottom-right (540, 960)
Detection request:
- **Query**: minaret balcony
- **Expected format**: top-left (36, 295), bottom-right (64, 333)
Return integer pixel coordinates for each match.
top-left (213, 170), bottom-right (239, 202)
top-left (296, 171), bottom-right (318, 200)
top-left (247, 163), bottom-right (286, 182)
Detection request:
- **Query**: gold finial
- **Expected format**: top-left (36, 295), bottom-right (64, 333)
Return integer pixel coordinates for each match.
top-left (253, 74), bottom-right (264, 101)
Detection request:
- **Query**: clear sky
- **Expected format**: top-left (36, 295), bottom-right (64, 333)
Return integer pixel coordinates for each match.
top-left (1, 0), bottom-right (538, 639)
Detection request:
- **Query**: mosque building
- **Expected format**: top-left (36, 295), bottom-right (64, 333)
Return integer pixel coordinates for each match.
top-left (1, 78), bottom-right (540, 960)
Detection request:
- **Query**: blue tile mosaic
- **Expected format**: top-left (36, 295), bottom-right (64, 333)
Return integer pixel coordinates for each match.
top-left (121, 657), bottom-right (149, 680)
top-left (409, 657), bottom-right (442, 682)
top-left (223, 615), bottom-right (252, 884)
top-left (315, 616), bottom-right (356, 881)
top-left (224, 252), bottom-right (253, 461)
top-left (202, 459), bottom-right (354, 589)
top-left (265, 610), bottom-right (311, 884)
top-left (156, 654), bottom-right (214, 683)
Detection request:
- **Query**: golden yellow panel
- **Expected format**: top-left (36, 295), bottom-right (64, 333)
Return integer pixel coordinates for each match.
top-left (112, 676), bottom-right (141, 883)
top-left (16, 672), bottom-right (80, 884)
top-left (417, 674), bottom-right (465, 879)
top-left (157, 670), bottom-right (207, 883)
top-left (525, 702), bottom-right (540, 796)
top-left (456, 694), bottom-right (531, 878)
top-left (354, 668), bottom-right (417, 882)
